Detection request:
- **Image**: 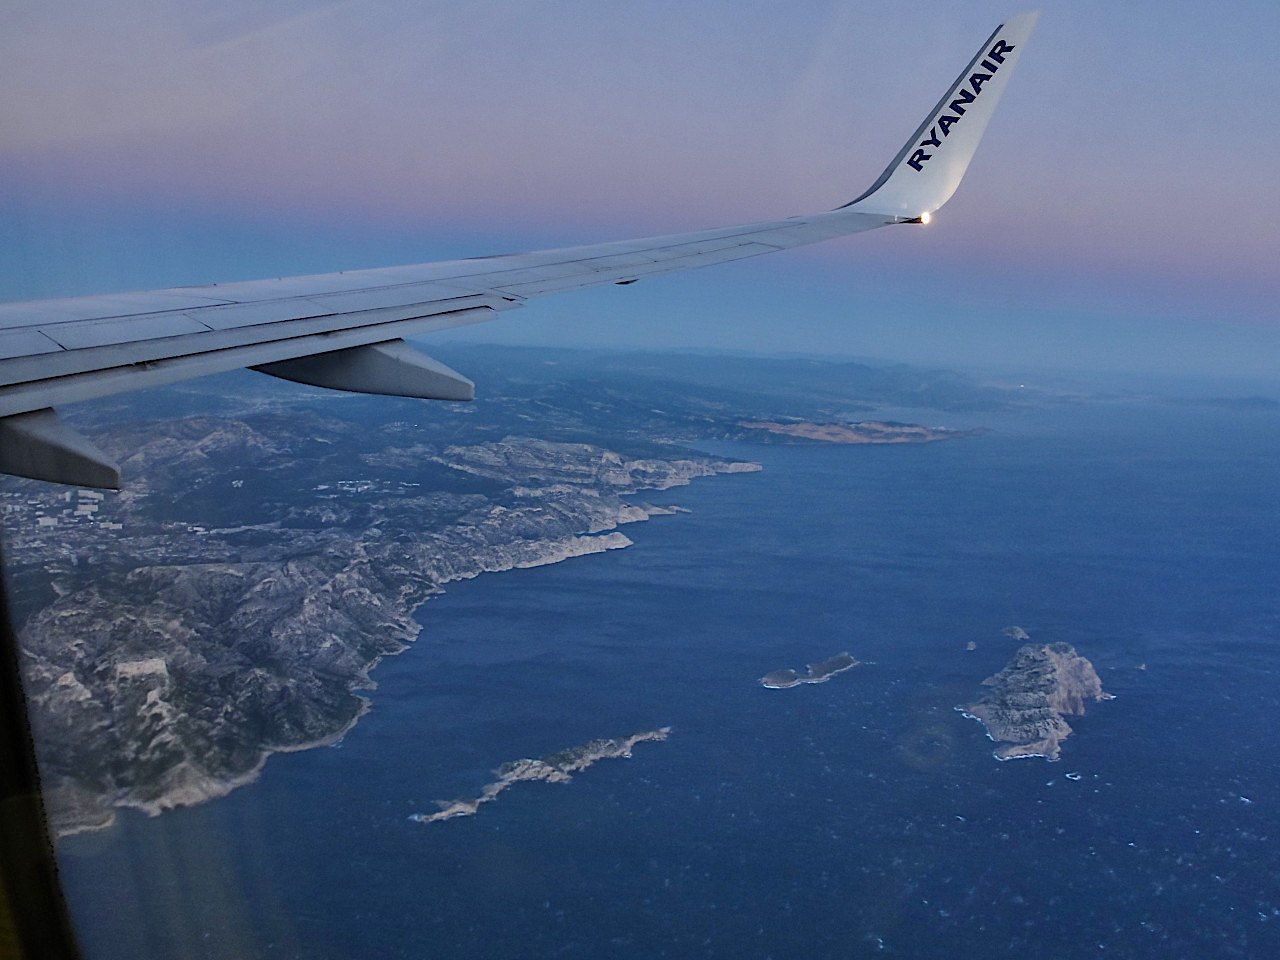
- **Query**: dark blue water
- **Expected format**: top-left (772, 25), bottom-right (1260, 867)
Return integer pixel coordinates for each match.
top-left (57, 401), bottom-right (1280, 959)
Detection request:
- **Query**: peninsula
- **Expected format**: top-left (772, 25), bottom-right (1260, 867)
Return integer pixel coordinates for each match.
top-left (958, 641), bottom-right (1113, 761)
top-left (411, 728), bottom-right (670, 823)
top-left (760, 651), bottom-right (861, 689)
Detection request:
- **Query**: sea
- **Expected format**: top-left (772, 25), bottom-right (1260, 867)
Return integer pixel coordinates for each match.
top-left (54, 397), bottom-right (1280, 959)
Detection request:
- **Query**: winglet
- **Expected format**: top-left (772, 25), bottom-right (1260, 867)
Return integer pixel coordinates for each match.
top-left (841, 11), bottom-right (1040, 218)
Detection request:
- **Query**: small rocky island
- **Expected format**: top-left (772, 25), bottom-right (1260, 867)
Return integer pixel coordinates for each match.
top-left (760, 651), bottom-right (860, 689)
top-left (958, 641), bottom-right (1113, 760)
top-left (411, 728), bottom-right (670, 823)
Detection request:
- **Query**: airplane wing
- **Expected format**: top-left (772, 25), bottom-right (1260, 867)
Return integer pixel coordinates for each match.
top-left (0, 12), bottom-right (1038, 489)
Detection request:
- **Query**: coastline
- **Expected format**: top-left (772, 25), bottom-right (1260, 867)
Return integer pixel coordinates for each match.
top-left (33, 466), bottom-right (750, 838)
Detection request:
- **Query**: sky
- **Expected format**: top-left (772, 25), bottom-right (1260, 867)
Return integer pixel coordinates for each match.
top-left (1, 0), bottom-right (1277, 379)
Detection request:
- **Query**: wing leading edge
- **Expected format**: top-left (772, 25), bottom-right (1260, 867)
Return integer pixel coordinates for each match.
top-left (0, 12), bottom-right (1038, 488)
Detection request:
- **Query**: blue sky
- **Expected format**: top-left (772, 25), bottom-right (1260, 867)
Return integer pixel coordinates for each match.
top-left (2, 0), bottom-right (1277, 378)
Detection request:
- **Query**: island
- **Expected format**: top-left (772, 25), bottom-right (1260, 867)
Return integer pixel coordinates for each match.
top-left (737, 420), bottom-right (978, 444)
top-left (760, 651), bottom-right (861, 689)
top-left (410, 728), bottom-right (670, 823)
top-left (957, 640), bottom-right (1113, 760)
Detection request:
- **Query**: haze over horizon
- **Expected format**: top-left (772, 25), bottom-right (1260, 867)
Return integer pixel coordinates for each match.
top-left (2, 0), bottom-right (1276, 378)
